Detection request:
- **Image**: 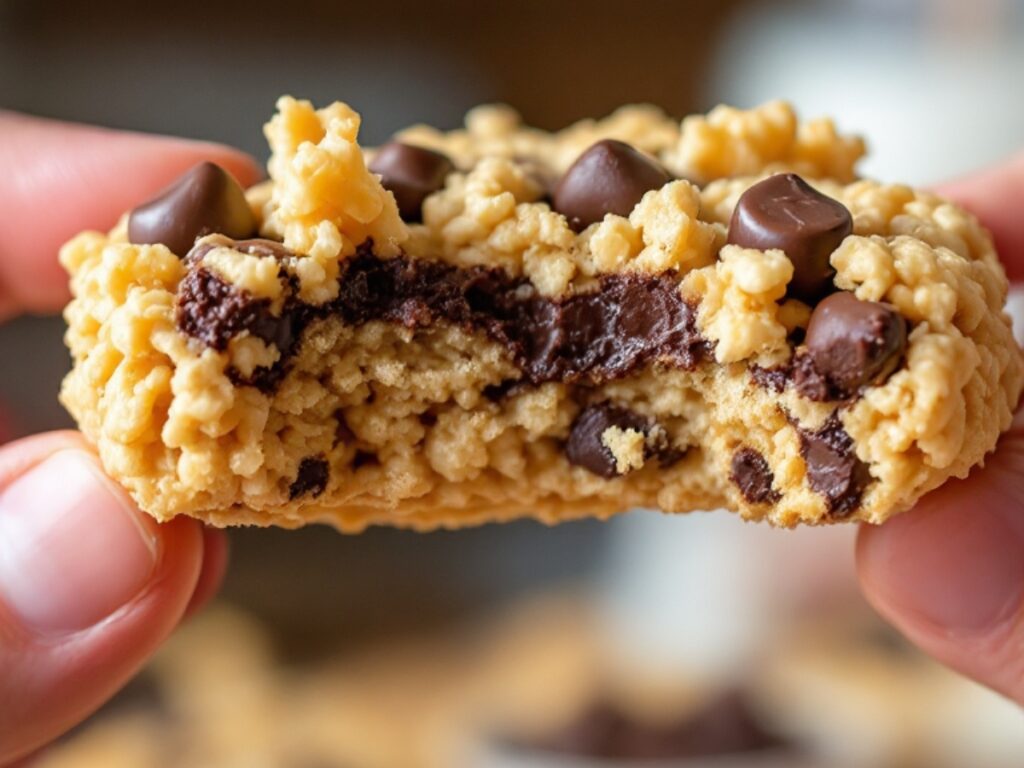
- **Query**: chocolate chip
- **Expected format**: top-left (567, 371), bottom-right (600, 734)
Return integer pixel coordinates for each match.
top-left (730, 447), bottom-right (780, 504)
top-left (368, 142), bottom-right (454, 222)
top-left (128, 162), bottom-right (257, 256)
top-left (521, 691), bottom-right (786, 760)
top-left (656, 445), bottom-right (687, 469)
top-left (727, 173), bottom-right (852, 304)
top-left (566, 403), bottom-right (651, 478)
top-left (801, 292), bottom-right (907, 399)
top-left (553, 139), bottom-right (671, 232)
top-left (289, 456), bottom-right (328, 499)
top-left (749, 364), bottom-right (788, 393)
top-left (798, 413), bottom-right (871, 516)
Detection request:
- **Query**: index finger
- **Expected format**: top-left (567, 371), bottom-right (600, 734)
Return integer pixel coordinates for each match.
top-left (0, 112), bottom-right (263, 318)
top-left (934, 149), bottom-right (1024, 282)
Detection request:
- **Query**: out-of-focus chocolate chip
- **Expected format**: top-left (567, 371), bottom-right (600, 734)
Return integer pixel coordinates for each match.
top-left (520, 691), bottom-right (787, 760)
top-left (798, 413), bottom-right (871, 516)
top-left (656, 445), bottom-right (687, 469)
top-left (727, 173), bottom-right (852, 304)
top-left (368, 142), bottom-right (454, 222)
top-left (730, 447), bottom-right (780, 504)
top-left (128, 162), bottom-right (257, 256)
top-left (552, 139), bottom-right (671, 232)
top-left (289, 456), bottom-right (328, 499)
top-left (566, 403), bottom-right (650, 478)
top-left (801, 291), bottom-right (907, 399)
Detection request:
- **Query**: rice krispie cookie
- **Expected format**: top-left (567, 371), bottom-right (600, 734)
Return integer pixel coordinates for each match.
top-left (59, 97), bottom-right (1023, 530)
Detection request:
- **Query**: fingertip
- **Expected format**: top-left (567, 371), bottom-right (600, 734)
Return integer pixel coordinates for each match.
top-left (858, 475), bottom-right (1024, 635)
top-left (856, 439), bottom-right (1024, 703)
top-left (184, 527), bottom-right (230, 619)
top-left (0, 487), bottom-right (204, 763)
top-left (934, 149), bottom-right (1024, 281)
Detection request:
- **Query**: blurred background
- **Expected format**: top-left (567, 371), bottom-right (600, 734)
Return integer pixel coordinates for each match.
top-left (2, 0), bottom-right (1024, 766)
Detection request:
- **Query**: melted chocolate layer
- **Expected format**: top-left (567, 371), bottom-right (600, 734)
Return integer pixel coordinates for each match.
top-left (177, 241), bottom-right (709, 391)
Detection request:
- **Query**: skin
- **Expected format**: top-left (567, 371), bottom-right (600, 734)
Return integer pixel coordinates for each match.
top-left (0, 112), bottom-right (260, 766)
top-left (0, 112), bottom-right (1020, 765)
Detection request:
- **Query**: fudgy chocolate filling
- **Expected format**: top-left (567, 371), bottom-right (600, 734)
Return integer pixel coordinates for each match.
top-left (176, 240), bottom-right (709, 392)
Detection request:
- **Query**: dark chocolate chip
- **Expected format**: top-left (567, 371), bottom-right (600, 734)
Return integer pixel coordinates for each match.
top-left (368, 142), bottom-right (454, 222)
top-left (289, 456), bottom-right (328, 499)
top-left (798, 413), bottom-right (871, 516)
top-left (749, 364), bottom-right (789, 393)
top-left (521, 691), bottom-right (786, 760)
top-left (727, 173), bottom-right (852, 304)
top-left (418, 411), bottom-right (438, 427)
top-left (552, 139), bottom-right (672, 232)
top-left (566, 403), bottom-right (651, 478)
top-left (801, 292), bottom-right (907, 399)
top-left (730, 447), bottom-right (780, 504)
top-left (656, 445), bottom-right (687, 469)
top-left (128, 162), bottom-right (257, 256)
top-left (789, 353), bottom-right (828, 401)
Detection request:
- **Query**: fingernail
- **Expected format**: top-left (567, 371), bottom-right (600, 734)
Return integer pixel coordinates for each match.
top-left (0, 450), bottom-right (158, 634)
top-left (862, 498), bottom-right (1024, 634)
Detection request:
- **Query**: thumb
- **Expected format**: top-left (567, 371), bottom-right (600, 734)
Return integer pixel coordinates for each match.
top-left (857, 423), bottom-right (1024, 704)
top-left (0, 432), bottom-right (204, 765)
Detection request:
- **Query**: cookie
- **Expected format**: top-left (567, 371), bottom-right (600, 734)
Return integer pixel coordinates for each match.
top-left (59, 97), bottom-right (1023, 529)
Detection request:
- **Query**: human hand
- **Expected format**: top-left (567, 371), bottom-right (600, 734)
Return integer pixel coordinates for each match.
top-left (0, 112), bottom-right (261, 765)
top-left (858, 151), bottom-right (1024, 703)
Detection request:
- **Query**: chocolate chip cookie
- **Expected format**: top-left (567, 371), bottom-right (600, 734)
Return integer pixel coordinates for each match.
top-left (59, 97), bottom-right (1023, 529)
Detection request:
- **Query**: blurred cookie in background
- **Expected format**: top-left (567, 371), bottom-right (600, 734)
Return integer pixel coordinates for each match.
top-left (35, 595), bottom-right (1024, 768)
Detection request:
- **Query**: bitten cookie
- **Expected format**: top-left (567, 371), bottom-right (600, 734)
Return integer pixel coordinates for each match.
top-left (59, 97), bottom-right (1023, 530)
